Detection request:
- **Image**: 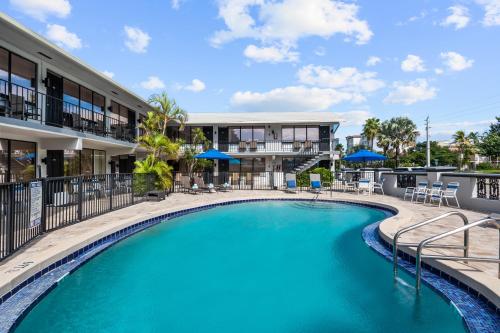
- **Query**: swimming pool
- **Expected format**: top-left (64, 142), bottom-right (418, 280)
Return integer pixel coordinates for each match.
top-left (14, 201), bottom-right (466, 333)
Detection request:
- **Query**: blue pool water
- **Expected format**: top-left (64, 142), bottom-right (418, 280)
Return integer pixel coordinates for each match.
top-left (15, 201), bottom-right (466, 333)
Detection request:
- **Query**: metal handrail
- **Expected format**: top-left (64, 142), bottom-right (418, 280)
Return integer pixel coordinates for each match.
top-left (393, 211), bottom-right (469, 274)
top-left (416, 216), bottom-right (500, 290)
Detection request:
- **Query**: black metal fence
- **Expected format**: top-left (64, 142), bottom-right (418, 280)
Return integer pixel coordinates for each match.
top-left (0, 173), bottom-right (158, 261)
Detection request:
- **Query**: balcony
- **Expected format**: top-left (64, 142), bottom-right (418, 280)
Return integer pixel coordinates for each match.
top-left (179, 140), bottom-right (334, 155)
top-left (0, 79), bottom-right (135, 143)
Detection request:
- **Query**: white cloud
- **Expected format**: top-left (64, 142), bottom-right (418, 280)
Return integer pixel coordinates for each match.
top-left (434, 68), bottom-right (444, 75)
top-left (333, 110), bottom-right (372, 126)
top-left (210, 0), bottom-right (373, 61)
top-left (366, 56), bottom-right (381, 67)
top-left (428, 119), bottom-right (494, 136)
top-left (140, 76), bottom-right (165, 90)
top-left (176, 79), bottom-right (207, 92)
top-left (102, 71), bottom-right (115, 79)
top-left (476, 0), bottom-right (500, 26)
top-left (384, 79), bottom-right (437, 105)
top-left (9, 0), bottom-right (71, 21)
top-left (440, 51), bottom-right (474, 71)
top-left (297, 65), bottom-right (385, 102)
top-left (401, 55), bottom-right (426, 72)
top-left (441, 5), bottom-right (470, 30)
top-left (124, 26), bottom-right (151, 53)
top-left (231, 86), bottom-right (354, 112)
top-left (314, 46), bottom-right (326, 57)
top-left (243, 44), bottom-right (299, 63)
top-left (45, 24), bottom-right (82, 50)
top-left (171, 0), bottom-right (184, 10)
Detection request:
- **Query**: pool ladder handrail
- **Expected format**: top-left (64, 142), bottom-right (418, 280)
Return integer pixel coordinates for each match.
top-left (393, 211), bottom-right (470, 275)
top-left (415, 215), bottom-right (500, 290)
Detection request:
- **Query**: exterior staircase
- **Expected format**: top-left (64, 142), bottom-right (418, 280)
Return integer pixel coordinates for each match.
top-left (293, 152), bottom-right (330, 173)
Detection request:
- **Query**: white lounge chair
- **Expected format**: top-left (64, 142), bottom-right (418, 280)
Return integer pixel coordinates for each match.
top-left (357, 178), bottom-right (372, 195)
top-left (372, 177), bottom-right (385, 195)
top-left (442, 182), bottom-right (460, 208)
top-left (403, 181), bottom-right (427, 202)
top-left (309, 173), bottom-right (322, 193)
top-left (285, 173), bottom-right (298, 193)
top-left (425, 181), bottom-right (443, 205)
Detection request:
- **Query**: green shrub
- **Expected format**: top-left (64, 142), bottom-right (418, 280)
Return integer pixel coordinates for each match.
top-left (477, 162), bottom-right (494, 170)
top-left (296, 167), bottom-right (332, 187)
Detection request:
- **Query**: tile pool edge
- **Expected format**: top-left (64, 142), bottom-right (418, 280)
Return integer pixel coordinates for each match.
top-left (362, 221), bottom-right (500, 333)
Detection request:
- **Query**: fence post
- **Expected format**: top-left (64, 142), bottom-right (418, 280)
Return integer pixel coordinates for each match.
top-left (77, 176), bottom-right (83, 221)
top-left (7, 184), bottom-right (15, 254)
top-left (109, 174), bottom-right (114, 211)
top-left (131, 174), bottom-right (135, 204)
top-left (41, 178), bottom-right (47, 233)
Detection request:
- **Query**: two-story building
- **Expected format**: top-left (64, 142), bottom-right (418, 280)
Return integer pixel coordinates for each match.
top-left (345, 134), bottom-right (369, 153)
top-left (0, 13), bottom-right (341, 185)
top-left (169, 112), bottom-right (340, 174)
top-left (0, 13), bottom-right (147, 183)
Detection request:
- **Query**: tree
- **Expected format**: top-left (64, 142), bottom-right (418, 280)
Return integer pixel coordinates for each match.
top-left (362, 117), bottom-right (380, 150)
top-left (335, 143), bottom-right (344, 169)
top-left (383, 117), bottom-right (418, 167)
top-left (453, 130), bottom-right (477, 170)
top-left (182, 128), bottom-right (212, 178)
top-left (147, 91), bottom-right (188, 137)
top-left (134, 91), bottom-right (185, 189)
top-left (479, 117), bottom-right (500, 161)
top-left (376, 121), bottom-right (392, 157)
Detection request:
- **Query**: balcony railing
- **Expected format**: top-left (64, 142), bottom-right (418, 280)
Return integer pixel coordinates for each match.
top-left (0, 79), bottom-right (135, 143)
top-left (216, 140), bottom-right (333, 154)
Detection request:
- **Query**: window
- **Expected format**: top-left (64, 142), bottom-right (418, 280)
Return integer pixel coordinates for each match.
top-left (10, 54), bottom-right (36, 90)
top-left (229, 127), bottom-right (240, 143)
top-left (240, 158), bottom-right (253, 173)
top-left (307, 127), bottom-right (319, 141)
top-left (63, 78), bottom-right (79, 114)
top-left (0, 139), bottom-right (36, 183)
top-left (0, 48), bottom-right (8, 83)
top-left (240, 127), bottom-right (252, 142)
top-left (253, 157), bottom-right (265, 172)
top-left (111, 100), bottom-right (134, 124)
top-left (282, 127), bottom-right (294, 141)
top-left (93, 150), bottom-right (106, 174)
top-left (64, 150), bottom-right (80, 176)
top-left (253, 127), bottom-right (265, 142)
top-left (294, 126), bottom-right (307, 141)
top-left (81, 149), bottom-right (93, 175)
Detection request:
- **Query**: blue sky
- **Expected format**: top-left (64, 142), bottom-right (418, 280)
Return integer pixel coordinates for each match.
top-left (3, 0), bottom-right (500, 144)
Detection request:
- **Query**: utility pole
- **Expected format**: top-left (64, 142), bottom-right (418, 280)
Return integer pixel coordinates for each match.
top-left (425, 116), bottom-right (431, 167)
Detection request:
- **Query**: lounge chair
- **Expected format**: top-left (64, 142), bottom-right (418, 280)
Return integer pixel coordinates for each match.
top-left (285, 173), bottom-right (298, 193)
top-left (356, 178), bottom-right (372, 195)
top-left (441, 182), bottom-right (460, 208)
top-left (413, 181), bottom-right (434, 203)
top-left (403, 181), bottom-right (427, 202)
top-left (304, 140), bottom-right (312, 150)
top-left (239, 141), bottom-right (247, 151)
top-left (180, 176), bottom-right (200, 194)
top-left (194, 176), bottom-right (215, 193)
top-left (309, 173), bottom-right (322, 193)
top-left (249, 141), bottom-right (257, 151)
top-left (425, 181), bottom-right (444, 206)
top-left (372, 177), bottom-right (385, 195)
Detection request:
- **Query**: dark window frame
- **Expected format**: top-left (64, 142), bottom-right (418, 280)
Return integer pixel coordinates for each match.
top-left (227, 126), bottom-right (266, 144)
top-left (0, 46), bottom-right (38, 96)
top-left (63, 148), bottom-right (106, 176)
top-left (281, 125), bottom-right (320, 142)
top-left (0, 137), bottom-right (37, 183)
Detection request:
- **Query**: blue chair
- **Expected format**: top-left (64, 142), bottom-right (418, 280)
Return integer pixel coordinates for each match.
top-left (285, 173), bottom-right (297, 193)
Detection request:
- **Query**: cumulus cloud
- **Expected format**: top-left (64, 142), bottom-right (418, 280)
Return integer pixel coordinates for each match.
top-left (333, 110), bottom-right (372, 126)
top-left (440, 51), bottom-right (474, 71)
top-left (45, 24), bottom-right (82, 50)
top-left (171, 0), bottom-right (184, 10)
top-left (124, 26), bottom-right (151, 53)
top-left (177, 79), bottom-right (207, 92)
top-left (231, 86), bottom-right (354, 112)
top-left (476, 0), bottom-right (500, 26)
top-left (366, 56), bottom-right (381, 67)
top-left (9, 0), bottom-right (71, 21)
top-left (243, 44), bottom-right (299, 63)
top-left (441, 5), bottom-right (470, 30)
top-left (211, 0), bottom-right (372, 63)
top-left (140, 76), bottom-right (166, 90)
top-left (434, 68), bottom-right (444, 75)
top-left (314, 47), bottom-right (326, 56)
top-left (401, 55), bottom-right (426, 72)
top-left (102, 70), bottom-right (115, 78)
top-left (384, 79), bottom-right (437, 105)
top-left (297, 65), bottom-right (385, 102)
top-left (428, 119), bottom-right (494, 136)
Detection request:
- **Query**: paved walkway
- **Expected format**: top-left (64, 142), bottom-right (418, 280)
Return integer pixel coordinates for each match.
top-left (0, 190), bottom-right (498, 307)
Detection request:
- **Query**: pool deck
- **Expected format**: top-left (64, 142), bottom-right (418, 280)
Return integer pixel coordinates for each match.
top-left (0, 190), bottom-right (498, 310)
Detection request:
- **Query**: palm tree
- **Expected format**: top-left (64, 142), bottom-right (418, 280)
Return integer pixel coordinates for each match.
top-left (387, 117), bottom-right (418, 167)
top-left (376, 121), bottom-right (392, 157)
top-left (453, 130), bottom-right (477, 170)
top-left (147, 91), bottom-right (188, 136)
top-left (362, 118), bottom-right (380, 150)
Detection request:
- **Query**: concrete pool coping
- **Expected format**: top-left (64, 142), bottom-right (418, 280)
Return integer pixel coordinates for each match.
top-left (0, 191), bottom-right (498, 330)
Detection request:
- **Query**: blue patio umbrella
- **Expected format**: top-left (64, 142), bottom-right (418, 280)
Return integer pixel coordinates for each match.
top-left (195, 149), bottom-right (235, 161)
top-left (343, 149), bottom-right (387, 163)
